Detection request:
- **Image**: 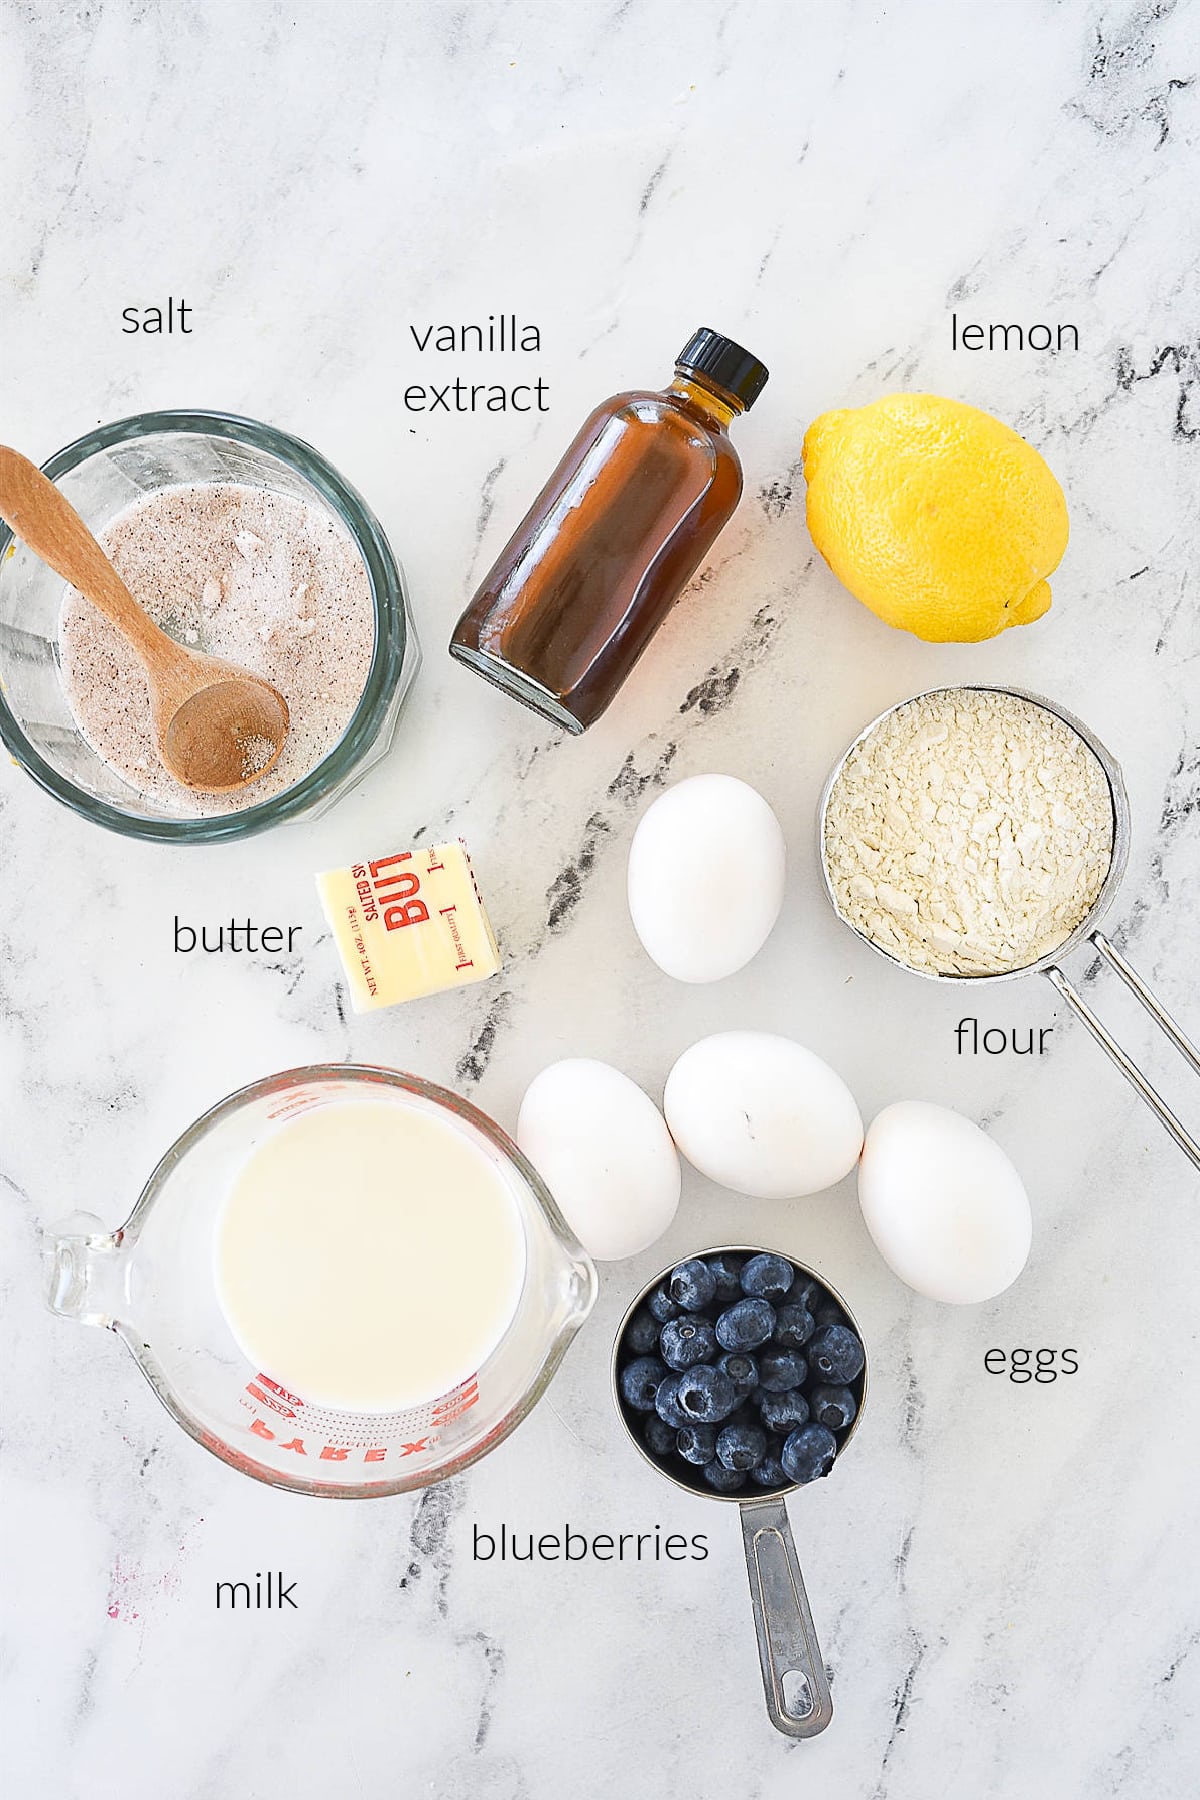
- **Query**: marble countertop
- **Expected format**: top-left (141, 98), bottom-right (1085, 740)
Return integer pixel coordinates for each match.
top-left (4, 2), bottom-right (1200, 1794)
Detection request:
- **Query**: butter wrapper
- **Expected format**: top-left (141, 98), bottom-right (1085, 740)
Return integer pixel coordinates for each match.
top-left (316, 840), bottom-right (501, 1012)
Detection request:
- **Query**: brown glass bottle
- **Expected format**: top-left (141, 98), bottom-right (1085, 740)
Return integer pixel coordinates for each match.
top-left (449, 328), bottom-right (768, 732)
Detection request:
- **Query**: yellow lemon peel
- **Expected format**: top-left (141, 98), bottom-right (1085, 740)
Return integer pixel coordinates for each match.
top-left (802, 393), bottom-right (1068, 643)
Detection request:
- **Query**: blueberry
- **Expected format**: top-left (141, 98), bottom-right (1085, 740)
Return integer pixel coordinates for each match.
top-left (620, 1356), bottom-right (667, 1411)
top-left (750, 1455), bottom-right (788, 1489)
top-left (808, 1324), bottom-right (866, 1384)
top-left (790, 1276), bottom-right (823, 1313)
top-left (646, 1284), bottom-right (680, 1324)
top-left (705, 1251), bottom-right (746, 1302)
top-left (715, 1298), bottom-right (776, 1353)
top-left (624, 1307), bottom-right (660, 1356)
top-left (758, 1387), bottom-right (810, 1432)
top-left (654, 1370), bottom-right (690, 1429)
top-left (773, 1302), bottom-right (816, 1349)
top-left (716, 1351), bottom-right (759, 1400)
top-left (720, 1400), bottom-right (760, 1432)
top-left (703, 1461), bottom-right (746, 1494)
top-left (669, 1257), bottom-right (718, 1313)
top-left (675, 1364), bottom-right (739, 1424)
top-left (643, 1413), bottom-right (677, 1456)
top-left (758, 1347), bottom-right (808, 1393)
top-left (781, 1422), bottom-right (838, 1485)
top-left (812, 1299), bottom-right (846, 1330)
top-left (716, 1421), bottom-right (768, 1472)
top-left (676, 1423), bottom-right (718, 1465)
top-left (810, 1385), bottom-right (858, 1432)
top-left (740, 1252), bottom-right (795, 1302)
top-left (660, 1316), bottom-right (719, 1372)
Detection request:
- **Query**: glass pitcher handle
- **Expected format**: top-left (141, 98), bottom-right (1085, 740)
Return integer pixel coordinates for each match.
top-left (739, 1494), bottom-right (835, 1738)
top-left (44, 1213), bottom-right (129, 1326)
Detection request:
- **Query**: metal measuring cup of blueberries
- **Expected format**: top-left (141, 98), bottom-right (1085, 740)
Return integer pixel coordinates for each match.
top-left (821, 682), bottom-right (1200, 1169)
top-left (613, 1246), bottom-right (867, 1740)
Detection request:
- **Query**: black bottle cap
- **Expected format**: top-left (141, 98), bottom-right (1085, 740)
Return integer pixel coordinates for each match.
top-left (675, 327), bottom-right (769, 410)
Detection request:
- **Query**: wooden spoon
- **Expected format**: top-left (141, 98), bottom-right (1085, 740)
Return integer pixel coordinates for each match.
top-left (0, 446), bottom-right (290, 794)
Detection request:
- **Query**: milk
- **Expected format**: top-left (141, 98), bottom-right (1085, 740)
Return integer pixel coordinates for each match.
top-left (214, 1097), bottom-right (527, 1412)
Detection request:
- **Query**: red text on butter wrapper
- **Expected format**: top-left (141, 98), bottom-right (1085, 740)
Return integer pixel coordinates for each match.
top-left (352, 854), bottom-right (429, 931)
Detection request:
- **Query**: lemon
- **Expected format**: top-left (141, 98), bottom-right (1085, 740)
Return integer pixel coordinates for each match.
top-left (802, 393), bottom-right (1068, 642)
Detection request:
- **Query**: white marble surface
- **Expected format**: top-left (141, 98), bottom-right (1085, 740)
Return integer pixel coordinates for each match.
top-left (3, 1), bottom-right (1200, 1793)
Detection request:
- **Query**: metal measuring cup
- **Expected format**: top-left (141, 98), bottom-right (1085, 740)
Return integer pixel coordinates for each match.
top-left (612, 1246), bottom-right (868, 1740)
top-left (819, 683), bottom-right (1200, 1168)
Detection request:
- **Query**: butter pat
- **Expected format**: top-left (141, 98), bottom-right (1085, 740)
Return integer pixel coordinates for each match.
top-left (316, 840), bottom-right (501, 1011)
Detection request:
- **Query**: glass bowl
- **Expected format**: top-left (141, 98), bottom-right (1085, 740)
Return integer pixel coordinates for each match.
top-left (0, 410), bottom-right (418, 842)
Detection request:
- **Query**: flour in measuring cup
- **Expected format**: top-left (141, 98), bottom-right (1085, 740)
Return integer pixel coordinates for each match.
top-left (824, 688), bottom-right (1114, 976)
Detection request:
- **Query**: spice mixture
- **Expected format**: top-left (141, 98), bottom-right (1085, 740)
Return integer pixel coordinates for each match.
top-left (58, 482), bottom-right (375, 815)
top-left (824, 688), bottom-right (1114, 976)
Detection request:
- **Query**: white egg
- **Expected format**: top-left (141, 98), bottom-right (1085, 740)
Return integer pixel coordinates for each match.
top-left (627, 774), bottom-right (786, 983)
top-left (663, 1031), bottom-right (864, 1198)
top-left (517, 1059), bottom-right (681, 1261)
top-left (858, 1102), bottom-right (1031, 1304)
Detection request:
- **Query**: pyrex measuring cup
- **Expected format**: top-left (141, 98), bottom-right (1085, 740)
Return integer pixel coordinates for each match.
top-left (612, 1247), bottom-right (868, 1740)
top-left (821, 684), bottom-right (1200, 1170)
top-left (45, 1064), bottom-right (597, 1497)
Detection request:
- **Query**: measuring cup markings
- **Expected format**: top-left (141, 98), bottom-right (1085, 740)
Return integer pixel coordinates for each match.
top-left (820, 684), bottom-right (1200, 1170)
top-left (612, 1246), bottom-right (867, 1741)
top-left (235, 1369), bottom-right (482, 1466)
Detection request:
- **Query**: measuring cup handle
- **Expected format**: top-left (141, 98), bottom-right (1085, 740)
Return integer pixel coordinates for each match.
top-left (1046, 930), bottom-right (1200, 1168)
top-left (739, 1494), bottom-right (834, 1738)
top-left (43, 1215), bottom-right (129, 1326)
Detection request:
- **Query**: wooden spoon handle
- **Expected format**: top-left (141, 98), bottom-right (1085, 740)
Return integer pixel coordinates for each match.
top-left (0, 446), bottom-right (174, 664)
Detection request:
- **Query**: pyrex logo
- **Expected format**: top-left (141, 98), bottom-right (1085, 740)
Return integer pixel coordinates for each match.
top-left (240, 1376), bottom-right (480, 1464)
top-left (247, 1420), bottom-right (431, 1461)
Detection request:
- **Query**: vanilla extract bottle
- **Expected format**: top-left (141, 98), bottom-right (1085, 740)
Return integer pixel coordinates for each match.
top-left (449, 328), bottom-right (768, 732)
